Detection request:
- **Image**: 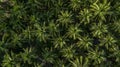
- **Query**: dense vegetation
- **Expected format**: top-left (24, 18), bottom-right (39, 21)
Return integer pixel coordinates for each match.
top-left (0, 0), bottom-right (120, 67)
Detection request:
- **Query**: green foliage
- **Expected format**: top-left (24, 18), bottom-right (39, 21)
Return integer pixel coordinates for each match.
top-left (0, 0), bottom-right (120, 67)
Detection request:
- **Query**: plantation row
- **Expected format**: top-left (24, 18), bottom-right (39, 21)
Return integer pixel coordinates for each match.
top-left (0, 0), bottom-right (120, 67)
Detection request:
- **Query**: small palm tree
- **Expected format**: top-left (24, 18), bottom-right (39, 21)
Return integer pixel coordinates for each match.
top-left (90, 0), bottom-right (110, 21)
top-left (90, 22), bottom-right (108, 38)
top-left (70, 56), bottom-right (89, 67)
top-left (66, 24), bottom-right (82, 40)
top-left (57, 11), bottom-right (73, 27)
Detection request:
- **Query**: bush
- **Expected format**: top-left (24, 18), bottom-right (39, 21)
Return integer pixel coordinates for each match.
top-left (0, 0), bottom-right (120, 67)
